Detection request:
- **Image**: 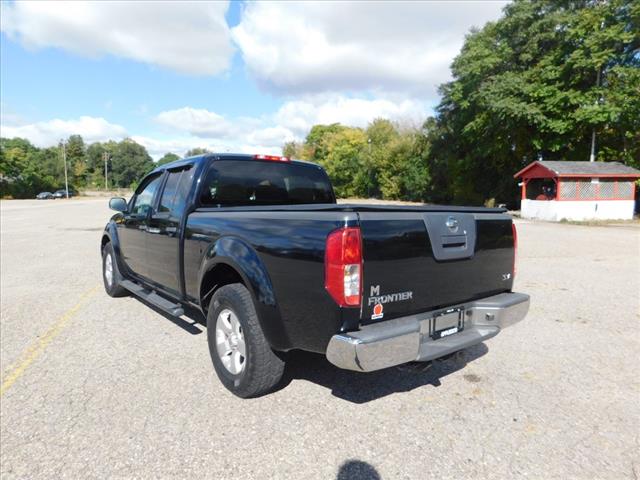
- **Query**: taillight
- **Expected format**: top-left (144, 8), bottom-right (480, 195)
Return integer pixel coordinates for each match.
top-left (325, 227), bottom-right (362, 307)
top-left (254, 154), bottom-right (290, 162)
top-left (512, 221), bottom-right (518, 278)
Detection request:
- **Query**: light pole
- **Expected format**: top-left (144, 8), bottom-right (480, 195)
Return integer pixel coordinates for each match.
top-left (589, 67), bottom-right (601, 162)
top-left (367, 138), bottom-right (372, 198)
top-left (103, 151), bottom-right (109, 190)
top-left (60, 139), bottom-right (69, 199)
top-left (589, 20), bottom-right (605, 163)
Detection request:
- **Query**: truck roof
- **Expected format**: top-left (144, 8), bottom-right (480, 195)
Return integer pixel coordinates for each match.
top-left (151, 153), bottom-right (322, 174)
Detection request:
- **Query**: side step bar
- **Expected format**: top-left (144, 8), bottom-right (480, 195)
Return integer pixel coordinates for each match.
top-left (120, 280), bottom-right (185, 317)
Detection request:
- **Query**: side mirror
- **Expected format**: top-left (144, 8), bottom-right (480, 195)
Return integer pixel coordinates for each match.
top-left (109, 197), bottom-right (128, 212)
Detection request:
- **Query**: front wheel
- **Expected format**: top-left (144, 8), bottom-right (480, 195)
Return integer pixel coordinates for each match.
top-left (102, 243), bottom-right (128, 297)
top-left (207, 283), bottom-right (285, 398)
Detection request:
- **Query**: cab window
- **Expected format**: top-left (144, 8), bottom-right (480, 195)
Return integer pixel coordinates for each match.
top-left (131, 174), bottom-right (163, 215)
top-left (159, 166), bottom-right (194, 217)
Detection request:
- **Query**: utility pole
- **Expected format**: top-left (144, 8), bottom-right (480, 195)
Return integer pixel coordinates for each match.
top-left (589, 67), bottom-right (601, 162)
top-left (590, 20), bottom-right (605, 163)
top-left (367, 138), bottom-right (372, 198)
top-left (103, 151), bottom-right (109, 190)
top-left (60, 139), bottom-right (69, 199)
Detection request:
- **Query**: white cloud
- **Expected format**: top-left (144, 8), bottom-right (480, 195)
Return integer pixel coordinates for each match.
top-left (130, 136), bottom-right (218, 159)
top-left (0, 116), bottom-right (127, 147)
top-left (274, 96), bottom-right (427, 137)
top-left (154, 95), bottom-right (425, 152)
top-left (132, 135), bottom-right (283, 159)
top-left (155, 107), bottom-right (234, 138)
top-left (150, 95), bottom-right (426, 157)
top-left (0, 1), bottom-right (234, 75)
top-left (246, 125), bottom-right (296, 148)
top-left (151, 107), bottom-right (296, 155)
top-left (232, 1), bottom-right (507, 96)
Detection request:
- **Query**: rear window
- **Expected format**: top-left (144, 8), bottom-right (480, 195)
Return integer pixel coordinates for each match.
top-left (199, 160), bottom-right (335, 206)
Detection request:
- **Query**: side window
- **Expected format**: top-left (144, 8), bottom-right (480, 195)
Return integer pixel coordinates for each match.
top-left (159, 166), bottom-right (193, 217)
top-left (159, 170), bottom-right (182, 213)
top-left (200, 167), bottom-right (220, 205)
top-left (173, 167), bottom-right (195, 216)
top-left (131, 175), bottom-right (163, 215)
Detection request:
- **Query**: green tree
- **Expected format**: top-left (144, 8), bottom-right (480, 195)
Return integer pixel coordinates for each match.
top-left (369, 122), bottom-right (431, 201)
top-left (361, 119), bottom-right (400, 197)
top-left (0, 137), bottom-right (35, 179)
top-left (430, 0), bottom-right (640, 205)
top-left (32, 147), bottom-right (64, 189)
top-left (305, 124), bottom-right (347, 163)
top-left (85, 141), bottom-right (118, 188)
top-left (319, 127), bottom-right (368, 198)
top-left (157, 152), bottom-right (180, 166)
top-left (392, 126), bottom-right (431, 201)
top-left (285, 120), bottom-right (433, 201)
top-left (65, 135), bottom-right (87, 186)
top-left (111, 138), bottom-right (154, 188)
top-left (420, 118), bottom-right (452, 204)
top-left (86, 142), bottom-right (106, 188)
top-left (282, 141), bottom-right (306, 159)
top-left (0, 138), bottom-right (56, 198)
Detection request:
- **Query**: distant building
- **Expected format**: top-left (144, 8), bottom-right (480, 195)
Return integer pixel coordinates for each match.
top-left (514, 161), bottom-right (640, 221)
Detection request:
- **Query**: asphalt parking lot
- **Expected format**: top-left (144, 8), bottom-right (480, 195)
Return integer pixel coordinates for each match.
top-left (1, 198), bottom-right (638, 479)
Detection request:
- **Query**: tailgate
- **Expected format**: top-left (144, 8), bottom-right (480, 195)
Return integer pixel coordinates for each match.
top-left (359, 211), bottom-right (515, 324)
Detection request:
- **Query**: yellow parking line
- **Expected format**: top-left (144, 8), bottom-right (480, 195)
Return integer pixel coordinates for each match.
top-left (0, 285), bottom-right (100, 396)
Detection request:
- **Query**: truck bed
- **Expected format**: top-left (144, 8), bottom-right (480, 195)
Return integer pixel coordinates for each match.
top-left (185, 205), bottom-right (515, 352)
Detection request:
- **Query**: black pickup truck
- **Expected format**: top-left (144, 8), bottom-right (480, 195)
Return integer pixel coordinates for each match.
top-left (101, 153), bottom-right (529, 397)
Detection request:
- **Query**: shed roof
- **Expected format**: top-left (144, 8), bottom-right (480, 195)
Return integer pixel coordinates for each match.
top-left (514, 161), bottom-right (640, 179)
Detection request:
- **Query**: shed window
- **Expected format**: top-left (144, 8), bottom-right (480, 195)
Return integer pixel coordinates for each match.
top-left (598, 180), bottom-right (615, 199)
top-left (617, 181), bottom-right (634, 199)
top-left (559, 181), bottom-right (577, 199)
top-left (578, 180), bottom-right (596, 199)
top-left (558, 179), bottom-right (635, 200)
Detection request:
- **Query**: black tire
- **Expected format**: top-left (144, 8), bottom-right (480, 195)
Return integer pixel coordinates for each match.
top-left (102, 242), bottom-right (128, 298)
top-left (207, 283), bottom-right (285, 398)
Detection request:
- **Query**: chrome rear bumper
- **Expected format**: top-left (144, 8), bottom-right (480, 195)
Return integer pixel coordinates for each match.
top-left (326, 292), bottom-right (530, 372)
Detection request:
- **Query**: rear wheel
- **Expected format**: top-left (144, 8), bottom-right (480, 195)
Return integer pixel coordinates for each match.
top-left (207, 283), bottom-right (285, 398)
top-left (102, 243), bottom-right (128, 297)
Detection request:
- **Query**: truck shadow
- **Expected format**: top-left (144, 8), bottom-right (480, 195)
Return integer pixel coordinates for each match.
top-left (134, 299), bottom-right (489, 403)
top-left (279, 343), bottom-right (489, 404)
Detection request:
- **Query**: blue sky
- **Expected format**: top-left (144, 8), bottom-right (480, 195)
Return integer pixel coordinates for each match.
top-left (1, 1), bottom-right (507, 158)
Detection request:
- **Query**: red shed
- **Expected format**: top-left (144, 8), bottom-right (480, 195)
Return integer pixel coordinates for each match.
top-left (514, 161), bottom-right (640, 221)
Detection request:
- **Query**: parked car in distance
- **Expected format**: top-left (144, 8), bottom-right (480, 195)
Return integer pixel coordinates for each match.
top-left (36, 191), bottom-right (54, 200)
top-left (101, 153), bottom-right (530, 398)
top-left (53, 189), bottom-right (74, 199)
